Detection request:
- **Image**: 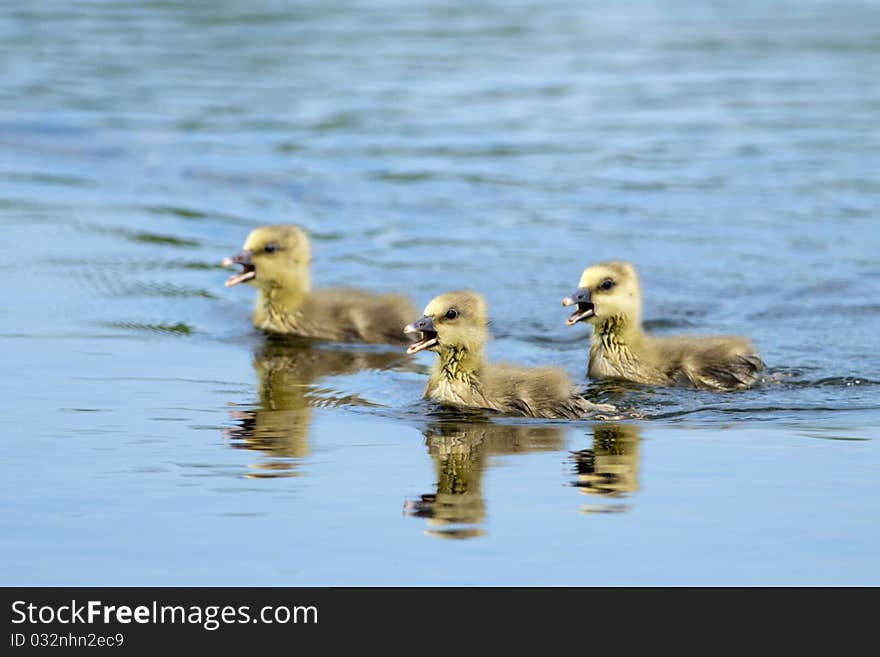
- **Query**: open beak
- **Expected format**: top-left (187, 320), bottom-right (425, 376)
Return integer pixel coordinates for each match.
top-left (562, 287), bottom-right (595, 326)
top-left (222, 250), bottom-right (255, 287)
top-left (403, 316), bottom-right (439, 354)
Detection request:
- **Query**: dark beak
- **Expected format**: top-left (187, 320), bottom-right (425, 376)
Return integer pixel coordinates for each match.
top-left (562, 287), bottom-right (595, 325)
top-left (222, 249), bottom-right (256, 287)
top-left (403, 316), bottom-right (439, 354)
top-left (222, 250), bottom-right (253, 267)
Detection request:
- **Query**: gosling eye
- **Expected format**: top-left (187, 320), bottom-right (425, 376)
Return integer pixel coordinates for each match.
top-left (264, 243), bottom-right (278, 254)
top-left (599, 278), bottom-right (614, 291)
top-left (445, 308), bottom-right (459, 320)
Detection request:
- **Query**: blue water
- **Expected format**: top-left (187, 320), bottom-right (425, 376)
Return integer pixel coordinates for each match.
top-left (1, 0), bottom-right (878, 585)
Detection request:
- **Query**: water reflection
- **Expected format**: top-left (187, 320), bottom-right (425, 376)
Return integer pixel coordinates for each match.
top-left (405, 420), bottom-right (564, 539)
top-left (224, 335), bottom-right (407, 478)
top-left (570, 424), bottom-right (641, 514)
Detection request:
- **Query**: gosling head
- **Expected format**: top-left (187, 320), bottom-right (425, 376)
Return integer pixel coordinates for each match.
top-left (403, 291), bottom-right (488, 356)
top-left (563, 261), bottom-right (642, 328)
top-left (222, 225), bottom-right (311, 290)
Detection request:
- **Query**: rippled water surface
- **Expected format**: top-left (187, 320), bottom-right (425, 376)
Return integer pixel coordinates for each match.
top-left (2, 0), bottom-right (879, 585)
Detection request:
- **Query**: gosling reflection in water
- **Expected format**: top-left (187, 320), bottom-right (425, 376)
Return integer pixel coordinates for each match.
top-left (405, 419), bottom-right (564, 539)
top-left (570, 423), bottom-right (641, 513)
top-left (225, 335), bottom-right (408, 478)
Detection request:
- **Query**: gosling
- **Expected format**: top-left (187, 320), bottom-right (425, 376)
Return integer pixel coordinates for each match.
top-left (223, 225), bottom-right (417, 344)
top-left (563, 261), bottom-right (763, 391)
top-left (404, 291), bottom-right (616, 419)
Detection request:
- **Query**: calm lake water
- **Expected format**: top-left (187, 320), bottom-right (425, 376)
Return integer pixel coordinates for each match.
top-left (2, 0), bottom-right (878, 585)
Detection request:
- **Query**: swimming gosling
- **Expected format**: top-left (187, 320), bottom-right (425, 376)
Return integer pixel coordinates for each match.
top-left (563, 261), bottom-right (763, 391)
top-left (223, 225), bottom-right (417, 344)
top-left (404, 291), bottom-right (616, 419)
